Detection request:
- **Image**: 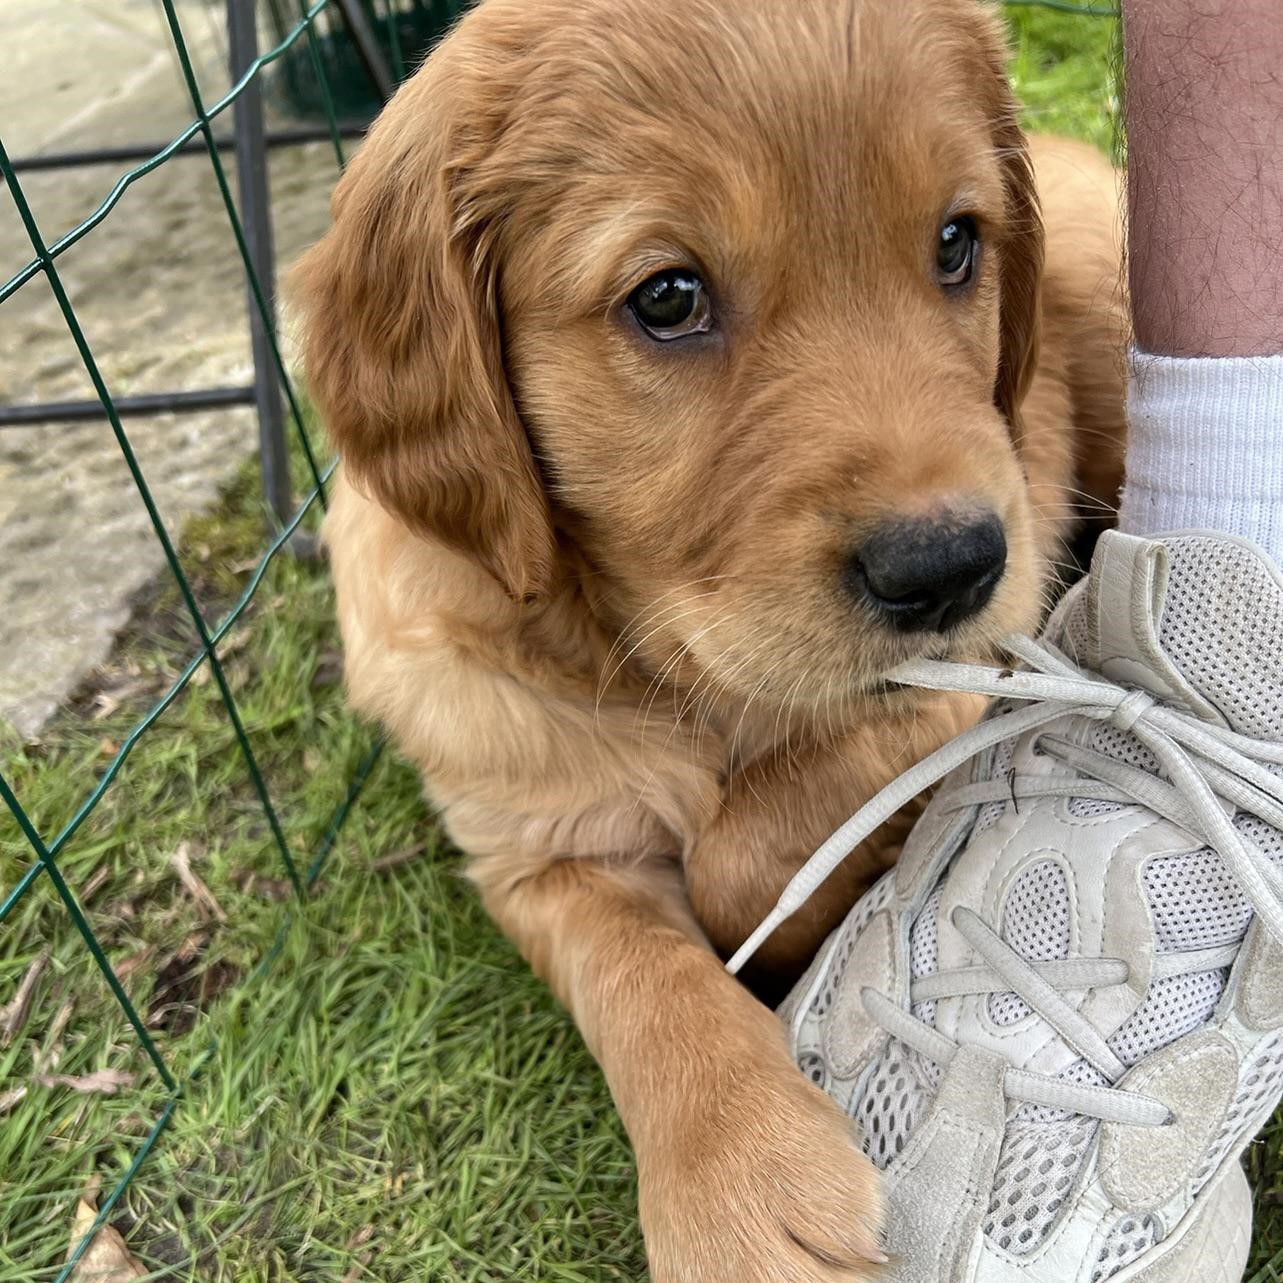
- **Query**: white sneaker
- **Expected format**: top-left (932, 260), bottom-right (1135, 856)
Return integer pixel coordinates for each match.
top-left (731, 530), bottom-right (1283, 1283)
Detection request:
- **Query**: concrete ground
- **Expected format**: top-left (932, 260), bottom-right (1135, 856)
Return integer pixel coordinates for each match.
top-left (0, 0), bottom-right (340, 738)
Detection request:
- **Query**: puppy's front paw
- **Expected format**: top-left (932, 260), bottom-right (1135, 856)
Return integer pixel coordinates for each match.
top-left (639, 1061), bottom-right (885, 1282)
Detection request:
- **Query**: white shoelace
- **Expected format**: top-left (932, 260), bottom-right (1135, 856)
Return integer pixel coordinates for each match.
top-left (727, 632), bottom-right (1283, 1128)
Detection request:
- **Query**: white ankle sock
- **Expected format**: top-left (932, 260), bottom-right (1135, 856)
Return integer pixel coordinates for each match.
top-left (1118, 351), bottom-right (1283, 564)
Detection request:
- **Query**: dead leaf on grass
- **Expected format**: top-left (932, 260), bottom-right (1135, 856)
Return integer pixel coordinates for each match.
top-left (210, 631), bottom-right (252, 669)
top-left (1, 951), bottom-right (48, 1046)
top-left (66, 1175), bottom-right (146, 1281)
top-left (372, 846), bottom-right (424, 872)
top-left (79, 867), bottom-right (111, 905)
top-left (103, 900), bottom-right (137, 927)
top-left (35, 996), bottom-right (77, 1074)
top-left (0, 1085), bottom-right (27, 1114)
top-left (341, 1224), bottom-right (375, 1283)
top-left (170, 842), bottom-right (226, 923)
top-left (90, 679), bottom-right (148, 722)
top-left (35, 1069), bottom-right (135, 1095)
top-left (226, 660), bottom-right (252, 693)
top-left (171, 931), bottom-right (208, 966)
top-left (112, 949), bottom-right (154, 981)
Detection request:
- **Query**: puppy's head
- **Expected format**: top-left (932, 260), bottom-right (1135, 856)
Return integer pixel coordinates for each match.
top-left (296, 0), bottom-right (1045, 719)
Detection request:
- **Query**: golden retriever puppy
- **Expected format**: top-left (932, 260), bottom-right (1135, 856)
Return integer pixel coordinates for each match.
top-left (294, 0), bottom-right (1125, 1276)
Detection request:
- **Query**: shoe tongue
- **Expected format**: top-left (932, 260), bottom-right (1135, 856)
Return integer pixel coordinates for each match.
top-left (1068, 530), bottom-right (1283, 739)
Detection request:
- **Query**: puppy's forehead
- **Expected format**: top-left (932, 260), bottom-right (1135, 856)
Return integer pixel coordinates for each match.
top-left (496, 0), bottom-right (1006, 286)
top-left (527, 0), bottom-right (990, 127)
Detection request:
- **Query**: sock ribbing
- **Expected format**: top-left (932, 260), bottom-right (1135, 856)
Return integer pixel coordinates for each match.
top-left (1119, 352), bottom-right (1283, 563)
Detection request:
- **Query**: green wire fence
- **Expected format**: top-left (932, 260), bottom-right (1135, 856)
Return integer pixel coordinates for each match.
top-left (12, 0), bottom-right (1263, 1279)
top-left (0, 2), bottom-right (467, 1274)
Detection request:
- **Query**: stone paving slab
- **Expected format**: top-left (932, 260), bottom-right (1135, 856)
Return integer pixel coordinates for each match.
top-left (1, 0), bottom-right (340, 737)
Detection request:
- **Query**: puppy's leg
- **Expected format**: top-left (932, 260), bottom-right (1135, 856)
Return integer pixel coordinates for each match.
top-left (473, 850), bottom-right (886, 1283)
top-left (686, 694), bottom-right (985, 978)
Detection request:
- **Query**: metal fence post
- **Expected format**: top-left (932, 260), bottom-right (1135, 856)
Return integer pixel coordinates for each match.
top-left (334, 0), bottom-right (395, 102)
top-left (228, 0), bottom-right (292, 527)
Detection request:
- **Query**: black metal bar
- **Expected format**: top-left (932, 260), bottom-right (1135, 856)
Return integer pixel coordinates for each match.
top-left (332, 0), bottom-right (395, 101)
top-left (228, 0), bottom-right (292, 526)
top-left (7, 124), bottom-right (369, 174)
top-left (0, 386), bottom-right (255, 427)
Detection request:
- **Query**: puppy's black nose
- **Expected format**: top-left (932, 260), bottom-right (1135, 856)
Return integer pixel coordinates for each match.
top-left (847, 512), bottom-right (1007, 633)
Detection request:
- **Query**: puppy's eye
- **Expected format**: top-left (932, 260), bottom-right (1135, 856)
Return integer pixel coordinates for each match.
top-left (936, 217), bottom-right (979, 287)
top-left (627, 270), bottom-right (712, 340)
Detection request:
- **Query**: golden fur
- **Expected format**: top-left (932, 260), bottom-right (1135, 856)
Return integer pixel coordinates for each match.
top-left (294, 0), bottom-right (1126, 1276)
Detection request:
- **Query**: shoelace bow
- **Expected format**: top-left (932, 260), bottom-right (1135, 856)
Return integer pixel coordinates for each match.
top-left (727, 633), bottom-right (1283, 1128)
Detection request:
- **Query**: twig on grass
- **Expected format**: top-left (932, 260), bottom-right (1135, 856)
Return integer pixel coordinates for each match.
top-left (372, 846), bottom-right (424, 872)
top-left (171, 842), bottom-right (227, 922)
top-left (1, 950), bottom-right (48, 1046)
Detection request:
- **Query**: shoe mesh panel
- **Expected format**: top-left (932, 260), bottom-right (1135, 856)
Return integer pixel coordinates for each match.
top-left (991, 860), bottom-right (1071, 1026)
top-left (1005, 860), bottom-right (1072, 961)
top-left (1108, 970), bottom-right (1227, 1064)
top-left (1145, 847), bottom-right (1252, 952)
top-left (1090, 1214), bottom-right (1161, 1282)
top-left (798, 1050), bottom-right (829, 1093)
top-left (1240, 812), bottom-right (1283, 866)
top-left (1068, 796), bottom-right (1128, 818)
top-left (1161, 535), bottom-right (1283, 740)
top-left (1068, 725), bottom-right (1160, 818)
top-left (855, 1040), bottom-right (932, 1170)
top-left (982, 1115), bottom-right (1097, 1254)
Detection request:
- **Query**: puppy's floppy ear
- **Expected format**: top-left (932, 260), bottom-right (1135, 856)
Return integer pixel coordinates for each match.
top-left (292, 26), bottom-right (556, 602)
top-left (976, 16), bottom-right (1045, 430)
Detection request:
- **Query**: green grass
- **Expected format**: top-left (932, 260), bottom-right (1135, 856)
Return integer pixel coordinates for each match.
top-left (1007, 1), bottom-right (1123, 157)
top-left (0, 453), bottom-right (643, 1282)
top-left (1, 5), bottom-right (1279, 1281)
